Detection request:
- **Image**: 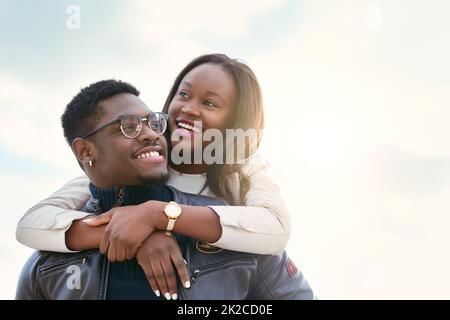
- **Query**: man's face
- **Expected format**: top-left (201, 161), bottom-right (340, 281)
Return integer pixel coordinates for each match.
top-left (88, 93), bottom-right (168, 188)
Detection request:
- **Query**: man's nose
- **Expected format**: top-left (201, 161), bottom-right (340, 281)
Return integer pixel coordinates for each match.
top-left (136, 123), bottom-right (160, 143)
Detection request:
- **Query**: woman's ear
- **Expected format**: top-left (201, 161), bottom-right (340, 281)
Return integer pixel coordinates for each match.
top-left (72, 138), bottom-right (95, 164)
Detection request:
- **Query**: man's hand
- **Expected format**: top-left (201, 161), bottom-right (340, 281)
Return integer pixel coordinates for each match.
top-left (136, 231), bottom-right (191, 300)
top-left (85, 204), bottom-right (156, 262)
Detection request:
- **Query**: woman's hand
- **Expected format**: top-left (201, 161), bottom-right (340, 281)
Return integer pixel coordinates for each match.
top-left (136, 231), bottom-right (191, 300)
top-left (85, 204), bottom-right (157, 262)
top-left (83, 212), bottom-right (112, 227)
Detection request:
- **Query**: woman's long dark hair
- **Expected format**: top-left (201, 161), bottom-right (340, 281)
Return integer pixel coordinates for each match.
top-left (162, 54), bottom-right (264, 204)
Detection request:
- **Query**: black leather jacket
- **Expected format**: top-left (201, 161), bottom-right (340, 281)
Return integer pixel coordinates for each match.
top-left (16, 188), bottom-right (315, 300)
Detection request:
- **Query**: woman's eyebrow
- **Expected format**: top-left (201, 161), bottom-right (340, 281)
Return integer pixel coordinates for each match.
top-left (181, 81), bottom-right (192, 88)
top-left (206, 90), bottom-right (226, 103)
top-left (181, 81), bottom-right (226, 103)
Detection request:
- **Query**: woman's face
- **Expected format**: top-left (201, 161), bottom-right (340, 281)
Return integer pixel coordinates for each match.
top-left (168, 63), bottom-right (237, 151)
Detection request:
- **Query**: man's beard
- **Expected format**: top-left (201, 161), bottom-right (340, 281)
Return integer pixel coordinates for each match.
top-left (139, 172), bottom-right (169, 189)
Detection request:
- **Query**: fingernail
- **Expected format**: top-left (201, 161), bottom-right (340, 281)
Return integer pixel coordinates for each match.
top-left (82, 218), bottom-right (93, 223)
top-left (172, 293), bottom-right (178, 300)
top-left (184, 281), bottom-right (191, 288)
top-left (183, 259), bottom-right (187, 265)
top-left (154, 290), bottom-right (160, 297)
top-left (164, 292), bottom-right (171, 300)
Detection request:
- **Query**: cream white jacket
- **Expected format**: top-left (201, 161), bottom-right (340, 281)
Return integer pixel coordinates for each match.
top-left (16, 155), bottom-right (291, 255)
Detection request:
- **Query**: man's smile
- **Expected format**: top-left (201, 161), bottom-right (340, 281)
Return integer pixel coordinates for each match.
top-left (133, 145), bottom-right (165, 164)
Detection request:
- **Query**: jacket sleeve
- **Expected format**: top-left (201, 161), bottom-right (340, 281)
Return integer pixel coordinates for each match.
top-left (15, 251), bottom-right (45, 300)
top-left (208, 155), bottom-right (292, 254)
top-left (248, 252), bottom-right (316, 300)
top-left (16, 175), bottom-right (91, 252)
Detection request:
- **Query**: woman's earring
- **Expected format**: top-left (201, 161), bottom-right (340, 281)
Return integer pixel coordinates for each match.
top-left (89, 160), bottom-right (94, 167)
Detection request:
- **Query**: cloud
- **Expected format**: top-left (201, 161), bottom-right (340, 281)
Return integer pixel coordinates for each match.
top-left (250, 0), bottom-right (450, 298)
top-left (370, 146), bottom-right (450, 197)
top-left (121, 0), bottom-right (285, 42)
top-left (2, 0), bottom-right (450, 299)
top-left (0, 73), bottom-right (76, 171)
top-left (0, 0), bottom-right (291, 171)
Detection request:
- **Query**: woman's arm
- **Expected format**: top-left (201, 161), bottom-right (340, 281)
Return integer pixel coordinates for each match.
top-left (139, 202), bottom-right (223, 243)
top-left (207, 155), bottom-right (291, 254)
top-left (23, 156), bottom-right (290, 256)
top-left (65, 217), bottom-right (105, 251)
top-left (16, 175), bottom-right (91, 252)
top-left (83, 202), bottom-right (222, 255)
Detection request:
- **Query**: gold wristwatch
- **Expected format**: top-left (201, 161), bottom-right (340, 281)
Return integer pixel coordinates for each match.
top-left (163, 201), bottom-right (182, 236)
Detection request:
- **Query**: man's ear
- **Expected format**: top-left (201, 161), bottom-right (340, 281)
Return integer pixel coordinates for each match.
top-left (72, 138), bottom-right (96, 165)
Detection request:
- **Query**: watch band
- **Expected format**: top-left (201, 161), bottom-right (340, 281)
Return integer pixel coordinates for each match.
top-left (165, 218), bottom-right (176, 236)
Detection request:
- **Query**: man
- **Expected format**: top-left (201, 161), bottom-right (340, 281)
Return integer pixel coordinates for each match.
top-left (16, 80), bottom-right (314, 300)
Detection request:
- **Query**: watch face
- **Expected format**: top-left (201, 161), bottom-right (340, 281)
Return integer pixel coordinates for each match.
top-left (165, 203), bottom-right (182, 218)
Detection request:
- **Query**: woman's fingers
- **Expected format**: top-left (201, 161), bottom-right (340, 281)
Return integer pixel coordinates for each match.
top-left (107, 240), bottom-right (117, 262)
top-left (151, 260), bottom-right (170, 300)
top-left (83, 212), bottom-right (112, 226)
top-left (125, 246), bottom-right (135, 261)
top-left (115, 245), bottom-right (127, 262)
top-left (99, 232), bottom-right (110, 255)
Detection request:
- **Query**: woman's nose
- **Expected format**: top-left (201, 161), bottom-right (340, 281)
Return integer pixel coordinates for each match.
top-left (182, 102), bottom-right (200, 118)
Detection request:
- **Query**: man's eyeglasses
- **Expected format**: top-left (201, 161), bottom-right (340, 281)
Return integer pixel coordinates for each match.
top-left (82, 112), bottom-right (168, 139)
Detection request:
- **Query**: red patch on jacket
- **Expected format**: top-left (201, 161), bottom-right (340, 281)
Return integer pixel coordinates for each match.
top-left (285, 258), bottom-right (298, 278)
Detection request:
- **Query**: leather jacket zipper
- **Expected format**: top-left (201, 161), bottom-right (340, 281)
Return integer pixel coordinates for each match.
top-left (39, 255), bottom-right (90, 273)
top-left (191, 259), bottom-right (253, 282)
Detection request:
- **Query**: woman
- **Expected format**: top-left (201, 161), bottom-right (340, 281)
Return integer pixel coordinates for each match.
top-left (16, 54), bottom-right (292, 298)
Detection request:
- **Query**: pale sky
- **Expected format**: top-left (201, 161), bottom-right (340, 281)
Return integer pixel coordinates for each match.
top-left (1, 0), bottom-right (450, 299)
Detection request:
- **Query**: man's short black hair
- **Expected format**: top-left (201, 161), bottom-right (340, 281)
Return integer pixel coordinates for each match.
top-left (61, 79), bottom-right (140, 146)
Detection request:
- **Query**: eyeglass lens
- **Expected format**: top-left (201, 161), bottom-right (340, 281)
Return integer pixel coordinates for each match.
top-left (120, 113), bottom-right (167, 138)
